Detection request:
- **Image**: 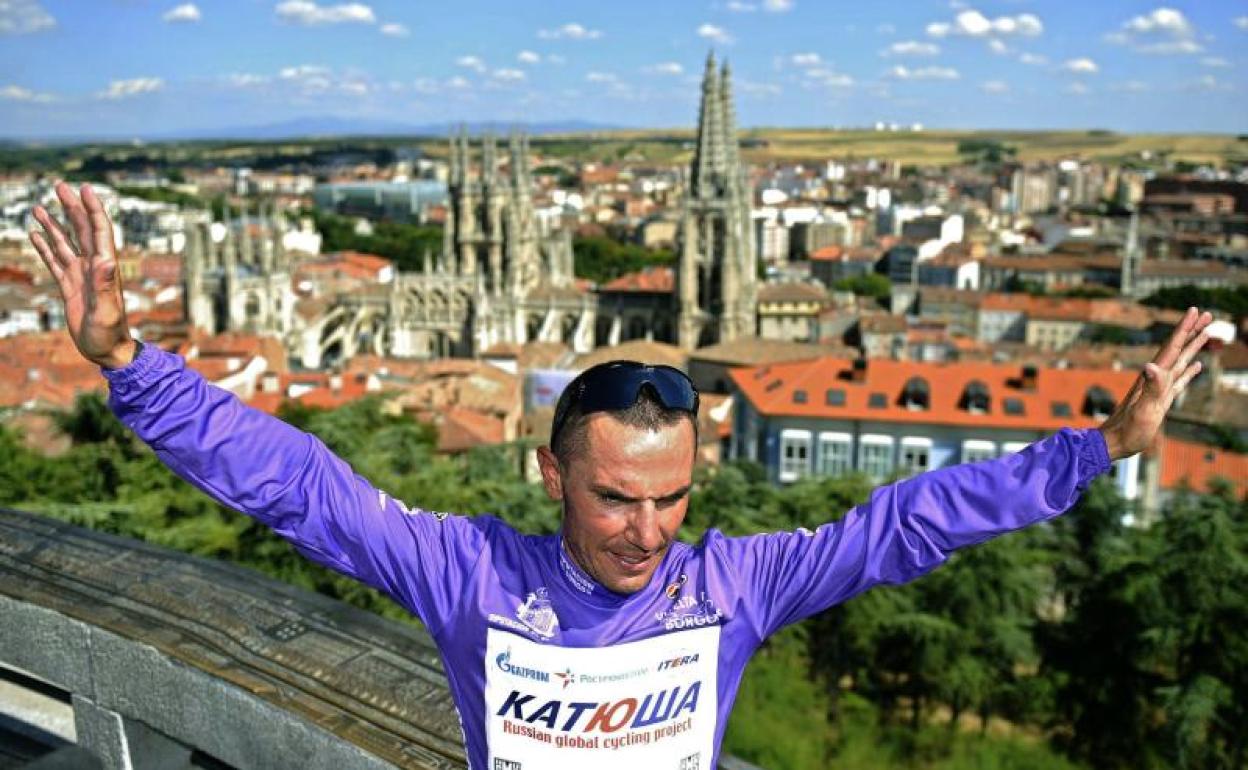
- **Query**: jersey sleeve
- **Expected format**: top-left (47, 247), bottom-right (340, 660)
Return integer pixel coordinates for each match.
top-left (102, 342), bottom-right (485, 635)
top-left (715, 426), bottom-right (1112, 639)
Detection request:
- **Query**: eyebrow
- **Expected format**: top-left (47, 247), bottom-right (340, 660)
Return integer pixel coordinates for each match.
top-left (590, 484), bottom-right (692, 504)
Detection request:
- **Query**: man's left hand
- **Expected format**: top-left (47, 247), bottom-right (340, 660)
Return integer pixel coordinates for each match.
top-left (1098, 306), bottom-right (1212, 461)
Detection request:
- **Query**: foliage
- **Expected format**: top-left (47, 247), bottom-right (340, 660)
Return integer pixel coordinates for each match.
top-left (1142, 284), bottom-right (1248, 327)
top-left (833, 273), bottom-right (892, 300)
top-left (307, 208), bottom-right (443, 273)
top-left (572, 235), bottom-right (675, 284)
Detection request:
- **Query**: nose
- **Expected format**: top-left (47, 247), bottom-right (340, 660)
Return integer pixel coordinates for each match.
top-left (626, 501), bottom-right (664, 553)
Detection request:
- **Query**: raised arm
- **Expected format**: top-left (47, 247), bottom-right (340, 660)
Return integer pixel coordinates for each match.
top-left (30, 183), bottom-right (481, 633)
top-left (719, 309), bottom-right (1213, 639)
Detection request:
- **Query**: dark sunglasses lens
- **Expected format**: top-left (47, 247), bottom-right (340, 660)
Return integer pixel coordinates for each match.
top-left (646, 368), bottom-right (697, 411)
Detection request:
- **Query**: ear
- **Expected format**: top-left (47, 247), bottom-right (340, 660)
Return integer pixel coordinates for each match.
top-left (535, 445), bottom-right (564, 501)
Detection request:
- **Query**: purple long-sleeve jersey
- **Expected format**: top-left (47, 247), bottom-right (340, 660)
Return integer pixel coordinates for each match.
top-left (103, 343), bottom-right (1112, 769)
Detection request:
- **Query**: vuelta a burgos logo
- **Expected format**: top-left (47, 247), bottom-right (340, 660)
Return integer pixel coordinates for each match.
top-left (655, 592), bottom-right (722, 631)
top-left (515, 588), bottom-right (559, 638)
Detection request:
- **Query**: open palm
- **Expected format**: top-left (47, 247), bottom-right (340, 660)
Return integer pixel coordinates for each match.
top-left (29, 182), bottom-right (136, 369)
top-left (1098, 306), bottom-right (1212, 461)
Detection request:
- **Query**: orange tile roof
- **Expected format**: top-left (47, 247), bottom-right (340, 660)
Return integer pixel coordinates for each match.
top-left (808, 246), bottom-right (844, 261)
top-left (1160, 437), bottom-right (1248, 497)
top-left (730, 356), bottom-right (1137, 431)
top-left (600, 266), bottom-right (675, 293)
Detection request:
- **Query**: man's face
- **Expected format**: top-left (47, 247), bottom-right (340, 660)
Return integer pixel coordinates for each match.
top-left (538, 414), bottom-right (695, 595)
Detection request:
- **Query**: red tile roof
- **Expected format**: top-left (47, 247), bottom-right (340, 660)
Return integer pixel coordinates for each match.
top-left (1161, 437), bottom-right (1248, 497)
top-left (600, 266), bottom-right (675, 293)
top-left (731, 356), bottom-right (1137, 431)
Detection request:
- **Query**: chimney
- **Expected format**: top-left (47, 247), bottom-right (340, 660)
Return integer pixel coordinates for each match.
top-left (1020, 364), bottom-right (1038, 390)
top-left (851, 357), bottom-right (868, 383)
top-left (261, 371), bottom-right (279, 394)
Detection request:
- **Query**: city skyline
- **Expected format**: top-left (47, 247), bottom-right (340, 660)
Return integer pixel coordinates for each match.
top-left (2, 1), bottom-right (1247, 140)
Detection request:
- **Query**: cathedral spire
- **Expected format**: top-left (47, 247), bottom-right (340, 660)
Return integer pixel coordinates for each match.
top-left (691, 51), bottom-right (724, 199)
top-left (720, 59), bottom-right (742, 188)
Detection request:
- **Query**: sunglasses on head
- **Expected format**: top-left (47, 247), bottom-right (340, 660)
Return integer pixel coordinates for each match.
top-left (551, 361), bottom-right (700, 448)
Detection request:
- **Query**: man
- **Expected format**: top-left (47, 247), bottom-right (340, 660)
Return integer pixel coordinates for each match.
top-left (32, 182), bottom-right (1210, 769)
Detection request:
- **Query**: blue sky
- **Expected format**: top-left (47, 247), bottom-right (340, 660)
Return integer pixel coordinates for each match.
top-left (2, 1), bottom-right (1246, 139)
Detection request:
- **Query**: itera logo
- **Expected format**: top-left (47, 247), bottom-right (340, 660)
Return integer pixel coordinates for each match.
top-left (493, 759), bottom-right (521, 770)
top-left (680, 753), bottom-right (701, 770)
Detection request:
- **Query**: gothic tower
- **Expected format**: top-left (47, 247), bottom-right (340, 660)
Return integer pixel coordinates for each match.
top-left (676, 52), bottom-right (758, 350)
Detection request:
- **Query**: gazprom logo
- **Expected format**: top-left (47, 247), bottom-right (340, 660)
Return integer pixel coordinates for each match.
top-left (495, 650), bottom-right (551, 683)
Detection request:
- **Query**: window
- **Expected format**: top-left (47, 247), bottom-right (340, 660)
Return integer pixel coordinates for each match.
top-left (826, 388), bottom-right (846, 406)
top-left (960, 380), bottom-right (990, 414)
top-left (1001, 441), bottom-right (1029, 455)
top-left (779, 429), bottom-right (812, 482)
top-left (1004, 398), bottom-right (1026, 416)
top-left (901, 377), bottom-right (930, 410)
top-left (900, 436), bottom-right (932, 475)
top-left (858, 434), bottom-right (895, 480)
top-left (793, 389), bottom-right (808, 404)
top-left (819, 432), bottom-right (853, 477)
top-left (961, 439), bottom-right (996, 463)
top-left (868, 392), bottom-right (888, 409)
top-left (1050, 401), bottom-right (1072, 418)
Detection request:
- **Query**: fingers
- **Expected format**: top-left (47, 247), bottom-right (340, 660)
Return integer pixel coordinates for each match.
top-left (1153, 307), bottom-right (1197, 368)
top-left (32, 204), bottom-right (78, 268)
top-left (1171, 360), bottom-right (1202, 398)
top-left (1172, 328), bottom-right (1210, 374)
top-left (29, 230), bottom-right (65, 284)
top-left (80, 184), bottom-right (116, 264)
top-left (55, 181), bottom-right (95, 259)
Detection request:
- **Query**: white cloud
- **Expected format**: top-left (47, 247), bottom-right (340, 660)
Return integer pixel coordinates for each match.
top-left (1236, 17), bottom-right (1248, 30)
top-left (800, 66), bottom-right (854, 87)
top-left (1201, 56), bottom-right (1230, 68)
top-left (517, 50), bottom-right (541, 64)
top-left (455, 55), bottom-right (486, 73)
top-left (0, 84), bottom-right (54, 102)
top-left (1063, 57), bottom-right (1098, 74)
top-left (697, 23), bottom-right (733, 44)
top-left (884, 40), bottom-right (940, 56)
top-left (1065, 82), bottom-right (1090, 95)
top-left (644, 62), bottom-right (684, 76)
top-left (97, 77), bottom-right (164, 100)
top-left (980, 79), bottom-right (1008, 93)
top-left (275, 1), bottom-right (375, 25)
top-left (1110, 80), bottom-right (1150, 92)
top-left (1125, 8), bottom-right (1192, 36)
top-left (411, 77), bottom-right (439, 94)
top-left (1109, 7), bottom-right (1203, 54)
top-left (1187, 74), bottom-right (1232, 91)
top-left (162, 4), bottom-right (200, 23)
top-left (889, 65), bottom-right (959, 80)
top-left (1018, 51), bottom-right (1048, 65)
top-left (547, 53), bottom-right (566, 65)
top-left (280, 64), bottom-right (329, 79)
top-left (0, 0), bottom-right (55, 34)
top-left (379, 22), bottom-right (408, 37)
top-left (876, 23), bottom-right (896, 34)
top-left (763, 0), bottom-right (794, 12)
top-left (791, 52), bottom-right (822, 67)
top-left (726, 1), bottom-right (756, 11)
top-left (445, 76), bottom-right (470, 89)
top-left (224, 73), bottom-right (269, 88)
top-left (988, 38), bottom-right (1008, 54)
top-left (537, 22), bottom-right (602, 40)
top-left (586, 71), bottom-right (618, 83)
top-left (927, 9), bottom-right (1042, 38)
top-left (492, 68), bottom-right (525, 82)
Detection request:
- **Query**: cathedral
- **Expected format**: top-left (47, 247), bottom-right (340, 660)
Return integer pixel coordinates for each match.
top-left (677, 53), bottom-right (759, 349)
top-left (184, 55), bottom-right (757, 365)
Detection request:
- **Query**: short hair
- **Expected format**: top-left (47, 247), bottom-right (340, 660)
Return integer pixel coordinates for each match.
top-left (551, 383), bottom-right (698, 466)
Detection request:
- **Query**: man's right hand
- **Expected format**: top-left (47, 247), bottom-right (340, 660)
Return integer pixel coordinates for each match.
top-left (29, 181), bottom-right (137, 370)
